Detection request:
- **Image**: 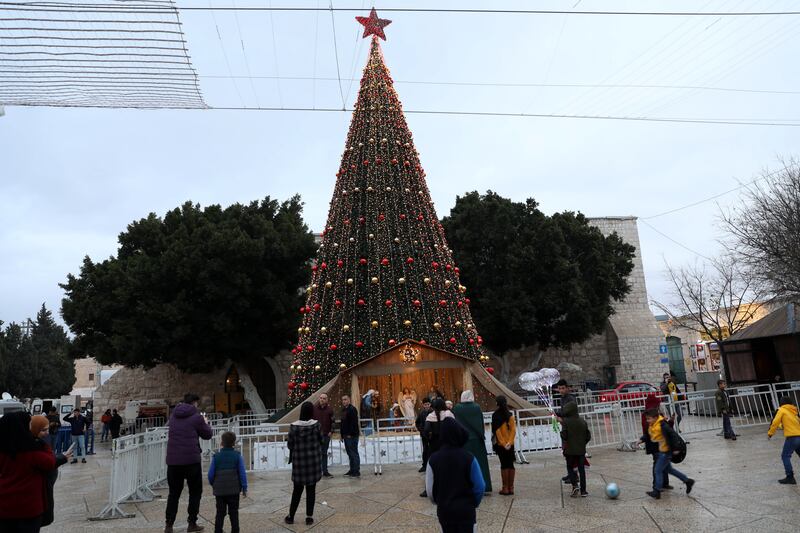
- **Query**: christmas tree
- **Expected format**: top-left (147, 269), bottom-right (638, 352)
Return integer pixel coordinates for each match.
top-left (286, 9), bottom-right (487, 407)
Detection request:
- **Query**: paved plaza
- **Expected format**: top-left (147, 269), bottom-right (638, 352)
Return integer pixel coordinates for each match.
top-left (51, 425), bottom-right (799, 533)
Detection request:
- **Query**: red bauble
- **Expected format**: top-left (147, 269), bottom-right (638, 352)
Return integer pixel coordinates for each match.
top-left (406, 257), bottom-right (414, 264)
top-left (457, 301), bottom-right (464, 308)
top-left (359, 258), bottom-right (368, 265)
top-left (376, 158), bottom-right (383, 165)
top-left (299, 306), bottom-right (306, 314)
top-left (399, 214), bottom-right (407, 220)
top-left (391, 158), bottom-right (398, 165)
top-left (313, 303), bottom-right (321, 311)
top-left (385, 299), bottom-right (393, 307)
top-left (335, 299), bottom-right (343, 308)
top-left (465, 298), bottom-right (471, 305)
top-left (445, 264), bottom-right (452, 271)
top-left (378, 213), bottom-right (385, 221)
top-left (357, 299), bottom-right (366, 306)
top-left (344, 218), bottom-right (350, 225)
top-left (388, 339), bottom-right (396, 346)
top-left (417, 214), bottom-right (424, 221)
top-left (413, 299), bottom-right (421, 307)
top-left (468, 338), bottom-right (475, 345)
top-left (307, 345), bottom-right (314, 351)
top-left (404, 160), bottom-right (411, 167)
top-left (420, 339), bottom-right (427, 345)
top-left (439, 300), bottom-right (447, 307)
top-left (449, 337), bottom-right (457, 344)
top-left (431, 261), bottom-right (439, 270)
top-left (486, 367), bottom-right (495, 375)
top-left (454, 267), bottom-right (460, 275)
top-left (381, 258), bottom-right (389, 266)
top-left (311, 265), bottom-right (318, 272)
top-left (362, 159), bottom-right (370, 166)
top-left (288, 382), bottom-right (296, 390)
top-left (355, 341), bottom-right (364, 348)
top-left (337, 259), bottom-right (344, 267)
top-left (477, 336), bottom-right (483, 346)
top-left (300, 382), bottom-right (309, 390)
top-left (330, 344), bottom-right (338, 351)
top-left (358, 217), bottom-right (366, 225)
top-left (320, 262), bottom-right (328, 270)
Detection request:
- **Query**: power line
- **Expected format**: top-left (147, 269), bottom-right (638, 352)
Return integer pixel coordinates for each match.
top-left (328, 0), bottom-right (345, 109)
top-left (639, 219), bottom-right (712, 260)
top-left (195, 74), bottom-right (800, 96)
top-left (4, 4), bottom-right (800, 16)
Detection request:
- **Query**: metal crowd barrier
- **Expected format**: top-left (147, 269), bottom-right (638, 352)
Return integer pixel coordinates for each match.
top-left (91, 428), bottom-right (169, 520)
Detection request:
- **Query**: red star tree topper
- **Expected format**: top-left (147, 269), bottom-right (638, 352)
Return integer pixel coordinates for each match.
top-left (286, 11), bottom-right (487, 407)
top-left (356, 7), bottom-right (391, 40)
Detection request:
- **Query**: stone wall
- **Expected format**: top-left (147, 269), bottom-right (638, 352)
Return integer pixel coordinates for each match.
top-left (92, 364), bottom-right (228, 419)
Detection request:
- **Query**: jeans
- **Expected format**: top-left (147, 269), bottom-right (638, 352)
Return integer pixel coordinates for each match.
top-left (344, 437), bottom-right (360, 475)
top-left (651, 453), bottom-right (669, 487)
top-left (71, 434), bottom-right (86, 459)
top-left (780, 436), bottom-right (800, 476)
top-left (673, 403), bottom-right (683, 427)
top-left (566, 455), bottom-right (586, 492)
top-left (214, 494), bottom-right (240, 533)
top-left (321, 435), bottom-right (331, 474)
top-left (722, 413), bottom-right (735, 437)
top-left (654, 452), bottom-right (688, 491)
top-left (165, 463), bottom-right (203, 526)
top-left (289, 483), bottom-right (316, 518)
top-left (101, 423), bottom-right (110, 442)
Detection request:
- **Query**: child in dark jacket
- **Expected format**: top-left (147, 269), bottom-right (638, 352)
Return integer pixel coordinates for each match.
top-left (208, 431), bottom-right (248, 533)
top-left (645, 408), bottom-right (694, 499)
top-left (560, 401), bottom-right (591, 497)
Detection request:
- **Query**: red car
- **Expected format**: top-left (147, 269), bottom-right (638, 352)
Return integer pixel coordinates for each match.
top-left (599, 381), bottom-right (659, 404)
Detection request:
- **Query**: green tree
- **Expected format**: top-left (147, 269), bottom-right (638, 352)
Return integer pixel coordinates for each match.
top-left (441, 191), bottom-right (635, 361)
top-left (61, 196), bottom-right (317, 373)
top-left (1, 306), bottom-right (75, 398)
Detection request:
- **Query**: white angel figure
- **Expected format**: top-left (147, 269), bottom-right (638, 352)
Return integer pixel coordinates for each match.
top-left (398, 387), bottom-right (417, 422)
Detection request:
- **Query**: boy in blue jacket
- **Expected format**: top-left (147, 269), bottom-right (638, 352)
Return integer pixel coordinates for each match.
top-left (208, 431), bottom-right (248, 533)
top-left (426, 417), bottom-right (485, 533)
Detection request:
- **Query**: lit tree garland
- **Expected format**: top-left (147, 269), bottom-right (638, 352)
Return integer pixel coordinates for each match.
top-left (287, 12), bottom-right (489, 407)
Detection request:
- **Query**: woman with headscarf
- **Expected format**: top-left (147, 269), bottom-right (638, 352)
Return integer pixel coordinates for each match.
top-left (425, 418), bottom-right (485, 533)
top-left (30, 415), bottom-right (71, 527)
top-left (639, 395), bottom-right (674, 490)
top-left (492, 395), bottom-right (517, 495)
top-left (285, 401), bottom-right (323, 526)
top-left (420, 398), bottom-right (454, 497)
top-left (453, 390), bottom-right (492, 493)
top-left (0, 411), bottom-right (57, 532)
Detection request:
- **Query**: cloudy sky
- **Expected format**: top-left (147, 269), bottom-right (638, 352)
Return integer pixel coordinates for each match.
top-left (2, 0), bottom-right (799, 326)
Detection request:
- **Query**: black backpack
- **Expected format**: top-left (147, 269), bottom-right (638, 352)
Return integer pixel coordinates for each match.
top-left (662, 420), bottom-right (687, 463)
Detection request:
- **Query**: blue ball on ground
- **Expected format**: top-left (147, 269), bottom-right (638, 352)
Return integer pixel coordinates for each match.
top-left (605, 482), bottom-right (620, 499)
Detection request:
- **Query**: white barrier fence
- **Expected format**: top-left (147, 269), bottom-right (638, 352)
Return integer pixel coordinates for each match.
top-left (93, 382), bottom-right (799, 519)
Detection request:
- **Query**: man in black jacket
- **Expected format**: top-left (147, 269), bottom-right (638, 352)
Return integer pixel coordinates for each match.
top-left (63, 408), bottom-right (88, 464)
top-left (340, 395), bottom-right (360, 477)
top-left (415, 397), bottom-right (432, 473)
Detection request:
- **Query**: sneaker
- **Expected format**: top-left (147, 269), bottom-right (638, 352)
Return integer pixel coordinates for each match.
top-left (646, 490), bottom-right (661, 499)
top-left (81, 458), bottom-right (87, 463)
top-left (418, 466), bottom-right (426, 473)
top-left (70, 459), bottom-right (77, 464)
top-left (580, 491), bottom-right (589, 498)
top-left (779, 476), bottom-right (797, 485)
top-left (323, 472), bottom-right (333, 478)
top-left (343, 471), bottom-right (353, 477)
top-left (186, 523), bottom-right (204, 532)
top-left (662, 484), bottom-right (675, 490)
top-left (685, 479), bottom-right (695, 495)
top-left (284, 516), bottom-right (294, 524)
top-left (420, 490), bottom-right (427, 497)
top-left (350, 472), bottom-right (360, 477)
top-left (570, 486), bottom-right (580, 498)
top-left (731, 435), bottom-right (737, 441)
top-left (305, 517), bottom-right (314, 525)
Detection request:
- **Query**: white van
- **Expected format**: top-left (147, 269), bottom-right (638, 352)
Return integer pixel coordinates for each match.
top-left (0, 400), bottom-right (26, 417)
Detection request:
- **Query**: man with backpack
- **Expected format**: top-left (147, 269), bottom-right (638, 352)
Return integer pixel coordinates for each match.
top-left (644, 408), bottom-right (695, 499)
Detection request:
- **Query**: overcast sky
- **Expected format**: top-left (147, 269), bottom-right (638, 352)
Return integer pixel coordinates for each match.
top-left (2, 0), bottom-right (799, 326)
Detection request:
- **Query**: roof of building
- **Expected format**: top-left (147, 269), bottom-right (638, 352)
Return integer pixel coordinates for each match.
top-left (724, 302), bottom-right (799, 342)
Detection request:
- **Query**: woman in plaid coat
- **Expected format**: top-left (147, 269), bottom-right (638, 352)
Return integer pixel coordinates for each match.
top-left (285, 402), bottom-right (324, 525)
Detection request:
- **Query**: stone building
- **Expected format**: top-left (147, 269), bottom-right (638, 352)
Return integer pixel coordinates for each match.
top-left (92, 216), bottom-right (666, 414)
top-left (69, 357), bottom-right (120, 399)
top-left (488, 217), bottom-right (667, 391)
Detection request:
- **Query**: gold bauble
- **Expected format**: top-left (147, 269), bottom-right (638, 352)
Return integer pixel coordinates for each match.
top-left (371, 277), bottom-right (379, 284)
top-left (342, 324), bottom-right (350, 332)
top-left (315, 365), bottom-right (321, 371)
top-left (369, 233), bottom-right (375, 239)
top-left (347, 278), bottom-right (354, 285)
top-left (339, 363), bottom-right (347, 369)
top-left (354, 187), bottom-right (360, 192)
top-left (325, 281), bottom-right (332, 288)
top-left (386, 186), bottom-right (392, 192)
top-left (455, 321), bottom-right (462, 327)
top-left (371, 320), bottom-right (379, 329)
top-left (320, 327), bottom-right (327, 334)
top-left (444, 280), bottom-right (452, 288)
top-left (459, 285), bottom-right (466, 293)
top-left (290, 364), bottom-right (295, 371)
top-left (349, 237), bottom-right (355, 243)
top-left (398, 277), bottom-right (406, 284)
top-left (424, 277), bottom-right (431, 285)
top-left (312, 283), bottom-right (318, 289)
top-left (367, 186), bottom-right (374, 192)
top-left (304, 327), bottom-right (311, 334)
top-left (404, 320), bottom-right (412, 327)
top-left (394, 237), bottom-right (400, 244)
top-left (433, 322), bottom-right (441, 330)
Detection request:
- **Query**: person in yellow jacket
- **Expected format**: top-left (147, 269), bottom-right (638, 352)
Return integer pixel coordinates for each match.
top-left (767, 396), bottom-right (800, 485)
top-left (491, 396), bottom-right (516, 495)
top-left (644, 409), bottom-right (694, 499)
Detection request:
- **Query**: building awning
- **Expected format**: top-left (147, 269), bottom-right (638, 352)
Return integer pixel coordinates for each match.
top-left (724, 303), bottom-right (799, 343)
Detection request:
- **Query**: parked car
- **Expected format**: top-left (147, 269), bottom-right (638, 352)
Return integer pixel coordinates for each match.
top-left (599, 381), bottom-right (659, 405)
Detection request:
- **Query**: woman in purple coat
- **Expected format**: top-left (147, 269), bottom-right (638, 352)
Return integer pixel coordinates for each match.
top-left (164, 393), bottom-right (213, 533)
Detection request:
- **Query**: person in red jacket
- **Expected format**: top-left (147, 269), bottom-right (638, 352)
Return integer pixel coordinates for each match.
top-left (0, 411), bottom-right (57, 532)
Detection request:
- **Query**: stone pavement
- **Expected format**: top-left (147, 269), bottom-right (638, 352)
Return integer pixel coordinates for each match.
top-left (50, 425), bottom-right (799, 532)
